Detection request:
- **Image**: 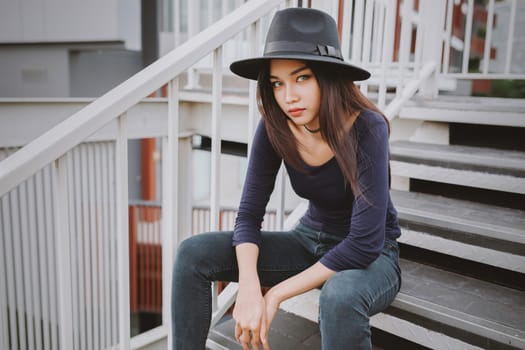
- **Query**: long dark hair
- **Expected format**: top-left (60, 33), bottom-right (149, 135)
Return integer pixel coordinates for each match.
top-left (257, 60), bottom-right (387, 198)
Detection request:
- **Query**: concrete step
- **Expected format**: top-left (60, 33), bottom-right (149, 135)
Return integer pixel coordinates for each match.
top-left (208, 307), bottom-right (406, 350)
top-left (208, 311), bottom-right (322, 350)
top-left (391, 259), bottom-right (525, 349)
top-left (399, 95), bottom-right (525, 127)
top-left (390, 141), bottom-right (525, 194)
top-left (391, 190), bottom-right (525, 273)
top-left (279, 259), bottom-right (525, 350)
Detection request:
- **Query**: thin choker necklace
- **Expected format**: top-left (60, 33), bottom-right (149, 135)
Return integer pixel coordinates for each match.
top-left (304, 124), bottom-right (321, 133)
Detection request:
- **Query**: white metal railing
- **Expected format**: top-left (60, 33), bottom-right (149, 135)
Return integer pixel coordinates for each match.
top-left (0, 1), bottom-right (436, 349)
top-left (442, 0), bottom-right (525, 80)
top-left (0, 1), bottom-right (296, 349)
top-left (7, 0), bottom-right (520, 349)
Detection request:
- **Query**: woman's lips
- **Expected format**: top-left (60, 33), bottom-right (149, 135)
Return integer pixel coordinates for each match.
top-left (288, 108), bottom-right (305, 117)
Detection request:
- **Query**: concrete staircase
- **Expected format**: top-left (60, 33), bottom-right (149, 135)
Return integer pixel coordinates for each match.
top-left (208, 95), bottom-right (525, 349)
top-left (381, 97), bottom-right (525, 348)
top-left (383, 96), bottom-right (525, 349)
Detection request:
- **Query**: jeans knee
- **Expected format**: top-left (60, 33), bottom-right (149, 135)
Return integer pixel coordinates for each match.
top-left (175, 235), bottom-right (209, 270)
top-left (319, 274), bottom-right (368, 322)
top-left (173, 232), bottom-right (234, 280)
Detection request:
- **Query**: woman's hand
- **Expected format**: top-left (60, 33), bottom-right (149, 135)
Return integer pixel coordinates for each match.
top-left (233, 285), bottom-right (269, 349)
top-left (261, 288), bottom-right (281, 343)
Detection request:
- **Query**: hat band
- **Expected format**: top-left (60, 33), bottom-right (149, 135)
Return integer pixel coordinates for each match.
top-left (264, 41), bottom-right (343, 61)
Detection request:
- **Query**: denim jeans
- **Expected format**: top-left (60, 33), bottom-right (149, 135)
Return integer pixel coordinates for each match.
top-left (171, 222), bottom-right (401, 350)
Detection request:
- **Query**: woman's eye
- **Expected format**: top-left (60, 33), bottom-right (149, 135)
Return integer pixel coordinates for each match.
top-left (297, 74), bottom-right (310, 82)
top-left (270, 81), bottom-right (282, 88)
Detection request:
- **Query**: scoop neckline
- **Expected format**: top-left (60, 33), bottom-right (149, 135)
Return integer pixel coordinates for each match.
top-left (302, 155), bottom-right (336, 169)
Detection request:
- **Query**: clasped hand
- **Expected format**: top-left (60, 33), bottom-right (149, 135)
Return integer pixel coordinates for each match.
top-left (232, 287), bottom-right (280, 350)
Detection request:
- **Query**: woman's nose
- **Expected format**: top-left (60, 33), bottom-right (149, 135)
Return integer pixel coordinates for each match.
top-left (285, 85), bottom-right (298, 103)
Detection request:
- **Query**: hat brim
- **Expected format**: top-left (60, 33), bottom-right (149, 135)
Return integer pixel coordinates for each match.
top-left (230, 55), bottom-right (371, 81)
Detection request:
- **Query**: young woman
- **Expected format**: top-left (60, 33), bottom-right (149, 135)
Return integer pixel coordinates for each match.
top-left (172, 7), bottom-right (401, 350)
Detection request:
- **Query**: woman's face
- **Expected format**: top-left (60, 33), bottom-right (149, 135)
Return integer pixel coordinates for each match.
top-left (269, 59), bottom-right (321, 130)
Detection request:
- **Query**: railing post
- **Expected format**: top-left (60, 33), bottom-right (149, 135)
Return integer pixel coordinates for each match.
top-left (418, 0), bottom-right (446, 98)
top-left (1, 192), bottom-right (19, 350)
top-left (185, 0), bottom-right (201, 89)
top-left (397, 0), bottom-right (415, 96)
top-left (341, 0), bottom-right (354, 60)
top-left (210, 46), bottom-right (223, 234)
top-left (53, 155), bottom-right (74, 350)
top-left (0, 195), bottom-right (9, 350)
top-left (504, 0), bottom-right (517, 74)
top-left (177, 136), bottom-right (194, 241)
top-left (210, 46), bottom-right (223, 315)
top-left (116, 113), bottom-right (130, 350)
top-left (163, 77), bottom-right (180, 350)
top-left (247, 20), bottom-right (261, 156)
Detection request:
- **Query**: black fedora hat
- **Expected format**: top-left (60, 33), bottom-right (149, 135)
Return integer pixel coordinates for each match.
top-left (230, 7), bottom-right (370, 81)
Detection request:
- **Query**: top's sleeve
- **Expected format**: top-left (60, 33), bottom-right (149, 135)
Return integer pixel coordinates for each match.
top-left (319, 117), bottom-right (390, 271)
top-left (232, 120), bottom-right (282, 247)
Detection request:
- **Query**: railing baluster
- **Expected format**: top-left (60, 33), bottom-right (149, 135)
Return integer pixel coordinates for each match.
top-left (20, 178), bottom-right (36, 350)
top-left (88, 144), bottom-right (100, 350)
top-left (352, 0), bottom-right (364, 62)
top-left (186, 0), bottom-right (200, 89)
top-left (116, 113), bottom-right (130, 350)
top-left (418, 1), bottom-right (446, 98)
top-left (44, 165), bottom-right (59, 350)
top-left (341, 0), bottom-right (354, 60)
top-left (362, 1), bottom-right (373, 64)
top-left (360, 1), bottom-right (374, 95)
top-left (462, 0), bottom-right (474, 74)
top-left (247, 20), bottom-right (261, 157)
top-left (442, 0), bottom-right (454, 75)
top-left (83, 144), bottom-right (94, 350)
top-left (2, 191), bottom-right (18, 350)
top-left (163, 78), bottom-right (180, 350)
top-left (0, 196), bottom-right (11, 350)
top-left (397, 0), bottom-right (413, 96)
top-left (210, 46), bottom-right (223, 233)
top-left (482, 0), bottom-right (495, 74)
top-left (27, 176), bottom-right (41, 350)
top-left (373, 2), bottom-right (383, 63)
top-left (11, 185), bottom-right (27, 350)
top-left (210, 45), bottom-right (223, 315)
top-left (173, 0), bottom-right (181, 47)
top-left (54, 155), bottom-right (74, 350)
top-left (94, 143), bottom-right (105, 350)
top-left (413, 16), bottom-right (422, 74)
top-left (377, 4), bottom-right (386, 110)
top-left (76, 146), bottom-right (87, 350)
top-left (504, 0), bottom-right (517, 74)
top-left (101, 143), bottom-right (111, 348)
top-left (67, 150), bottom-right (79, 350)
top-left (35, 169), bottom-right (51, 350)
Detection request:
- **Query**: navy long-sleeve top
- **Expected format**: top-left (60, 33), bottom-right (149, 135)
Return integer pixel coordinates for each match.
top-left (232, 109), bottom-right (401, 272)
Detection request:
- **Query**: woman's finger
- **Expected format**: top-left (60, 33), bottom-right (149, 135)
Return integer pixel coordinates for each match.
top-left (250, 328), bottom-right (261, 348)
top-left (260, 317), bottom-right (270, 350)
top-left (235, 322), bottom-right (242, 342)
top-left (240, 329), bottom-right (251, 350)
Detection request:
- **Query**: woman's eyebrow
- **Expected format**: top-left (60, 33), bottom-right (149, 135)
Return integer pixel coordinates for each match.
top-left (290, 65), bottom-right (309, 76)
top-left (269, 65), bottom-right (309, 80)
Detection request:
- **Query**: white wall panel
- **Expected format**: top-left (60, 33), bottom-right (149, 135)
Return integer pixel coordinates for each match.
top-left (0, 48), bottom-right (69, 97)
top-left (0, 0), bottom-right (140, 46)
top-left (20, 0), bottom-right (46, 41)
top-left (0, 1), bottom-right (22, 41)
top-left (44, 0), bottom-right (118, 41)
